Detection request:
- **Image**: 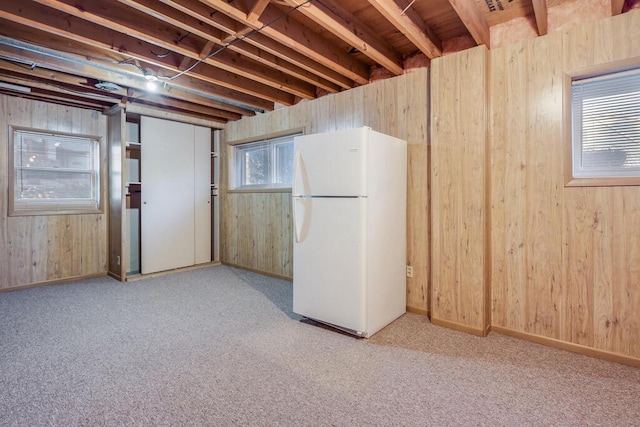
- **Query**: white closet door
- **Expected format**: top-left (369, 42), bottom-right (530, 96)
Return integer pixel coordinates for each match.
top-left (194, 126), bottom-right (211, 264)
top-left (141, 117), bottom-right (195, 274)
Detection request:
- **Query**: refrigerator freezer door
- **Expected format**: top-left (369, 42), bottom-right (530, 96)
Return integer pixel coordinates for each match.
top-left (293, 127), bottom-right (368, 197)
top-left (293, 197), bottom-right (367, 334)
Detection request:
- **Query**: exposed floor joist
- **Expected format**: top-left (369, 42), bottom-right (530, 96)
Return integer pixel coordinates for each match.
top-left (367, 0), bottom-right (442, 59)
top-left (531, 0), bottom-right (548, 35)
top-left (284, 0), bottom-right (404, 75)
top-left (31, 0), bottom-right (311, 102)
top-left (199, 0), bottom-right (371, 85)
top-left (447, 0), bottom-right (490, 46)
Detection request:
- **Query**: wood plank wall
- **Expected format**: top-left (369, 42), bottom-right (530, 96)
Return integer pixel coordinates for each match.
top-left (221, 69), bottom-right (430, 313)
top-left (430, 46), bottom-right (491, 336)
top-left (490, 11), bottom-right (640, 362)
top-left (0, 95), bottom-right (108, 290)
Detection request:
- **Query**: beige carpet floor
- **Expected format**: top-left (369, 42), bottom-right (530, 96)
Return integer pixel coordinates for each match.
top-left (1, 265), bottom-right (638, 426)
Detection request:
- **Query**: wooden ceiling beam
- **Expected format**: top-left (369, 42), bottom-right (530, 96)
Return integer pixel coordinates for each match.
top-left (169, 0), bottom-right (354, 90)
top-left (447, 0), bottom-right (490, 46)
top-left (612, 0), bottom-right (625, 15)
top-left (118, 0), bottom-right (341, 93)
top-left (0, 90), bottom-right (110, 111)
top-left (531, 0), bottom-right (548, 36)
top-left (32, 0), bottom-right (313, 101)
top-left (130, 95), bottom-right (239, 121)
top-left (198, 0), bottom-right (370, 85)
top-left (221, 27), bottom-right (254, 45)
top-left (0, 79), bottom-right (112, 110)
top-left (0, 65), bottom-right (240, 122)
top-left (283, 0), bottom-right (404, 75)
top-left (124, 102), bottom-right (225, 128)
top-left (0, 14), bottom-right (266, 112)
top-left (367, 0), bottom-right (442, 59)
top-left (0, 61), bottom-right (128, 101)
top-left (2, 1), bottom-right (289, 106)
top-left (247, 0), bottom-right (271, 24)
top-left (0, 39), bottom-right (261, 116)
top-left (0, 73), bottom-right (118, 107)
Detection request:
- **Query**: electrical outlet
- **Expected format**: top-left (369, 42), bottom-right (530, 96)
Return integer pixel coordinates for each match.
top-left (406, 265), bottom-right (413, 278)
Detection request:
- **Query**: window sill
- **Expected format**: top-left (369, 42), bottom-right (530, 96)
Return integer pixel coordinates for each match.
top-left (565, 176), bottom-right (640, 187)
top-left (9, 207), bottom-right (103, 216)
top-left (227, 188), bottom-right (292, 194)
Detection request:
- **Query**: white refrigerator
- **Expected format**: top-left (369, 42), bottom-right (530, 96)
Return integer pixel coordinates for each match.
top-left (292, 127), bottom-right (407, 338)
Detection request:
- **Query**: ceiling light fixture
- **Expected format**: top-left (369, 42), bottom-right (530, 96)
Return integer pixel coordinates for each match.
top-left (144, 72), bottom-right (158, 91)
top-left (94, 81), bottom-right (122, 92)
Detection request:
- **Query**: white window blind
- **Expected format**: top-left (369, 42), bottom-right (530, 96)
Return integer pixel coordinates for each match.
top-left (571, 67), bottom-right (640, 178)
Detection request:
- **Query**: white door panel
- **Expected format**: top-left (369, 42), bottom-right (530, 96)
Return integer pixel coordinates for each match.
top-left (293, 197), bottom-right (367, 333)
top-left (293, 127), bottom-right (368, 197)
top-left (141, 117), bottom-right (195, 274)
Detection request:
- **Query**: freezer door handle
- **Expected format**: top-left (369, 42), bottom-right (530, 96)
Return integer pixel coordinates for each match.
top-left (292, 150), bottom-right (311, 197)
top-left (293, 151), bottom-right (301, 196)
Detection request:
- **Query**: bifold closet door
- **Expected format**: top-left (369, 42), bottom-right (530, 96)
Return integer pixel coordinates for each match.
top-left (141, 116), bottom-right (195, 274)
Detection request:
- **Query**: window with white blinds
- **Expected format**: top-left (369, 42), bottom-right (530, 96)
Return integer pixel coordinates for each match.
top-left (571, 68), bottom-right (640, 179)
top-left (9, 127), bottom-right (102, 215)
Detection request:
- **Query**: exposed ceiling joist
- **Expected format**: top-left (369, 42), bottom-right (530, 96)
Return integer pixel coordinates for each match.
top-left (447, 0), bottom-right (490, 46)
top-left (167, 0), bottom-right (355, 90)
top-left (283, 0), bottom-right (404, 75)
top-left (367, 0), bottom-right (442, 59)
top-left (247, 0), bottom-right (271, 24)
top-left (117, 0), bottom-right (341, 94)
top-left (198, 0), bottom-right (371, 85)
top-left (31, 0), bottom-right (313, 102)
top-left (612, 0), bottom-right (625, 15)
top-left (0, 0), bottom-right (616, 124)
top-left (0, 41), bottom-right (258, 120)
top-left (531, 0), bottom-right (548, 35)
top-left (0, 8), bottom-right (279, 110)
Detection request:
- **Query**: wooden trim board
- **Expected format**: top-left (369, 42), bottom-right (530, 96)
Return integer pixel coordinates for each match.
top-left (125, 261), bottom-right (221, 282)
top-left (431, 317), bottom-right (490, 337)
top-left (222, 262), bottom-right (293, 281)
top-left (0, 273), bottom-right (108, 293)
top-left (491, 326), bottom-right (640, 369)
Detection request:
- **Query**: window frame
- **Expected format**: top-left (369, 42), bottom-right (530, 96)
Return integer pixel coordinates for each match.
top-left (227, 130), bottom-right (301, 193)
top-left (565, 63), bottom-right (640, 187)
top-left (8, 125), bottom-right (104, 216)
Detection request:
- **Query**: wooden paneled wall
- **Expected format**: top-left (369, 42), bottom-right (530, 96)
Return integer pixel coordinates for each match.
top-left (430, 46), bottom-right (491, 336)
top-left (490, 32), bottom-right (566, 342)
top-left (221, 69), bottom-right (430, 313)
top-left (0, 95), bottom-right (108, 290)
top-left (490, 10), bottom-right (640, 363)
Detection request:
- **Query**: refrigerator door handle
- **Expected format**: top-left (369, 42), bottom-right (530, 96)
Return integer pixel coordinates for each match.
top-left (292, 151), bottom-right (301, 243)
top-left (293, 197), bottom-right (301, 243)
top-left (293, 150), bottom-right (312, 197)
top-left (292, 196), bottom-right (311, 243)
top-left (293, 151), bottom-right (301, 196)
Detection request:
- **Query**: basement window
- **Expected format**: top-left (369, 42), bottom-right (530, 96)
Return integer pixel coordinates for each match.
top-left (230, 133), bottom-right (298, 191)
top-left (9, 127), bottom-right (103, 215)
top-left (569, 67), bottom-right (640, 186)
